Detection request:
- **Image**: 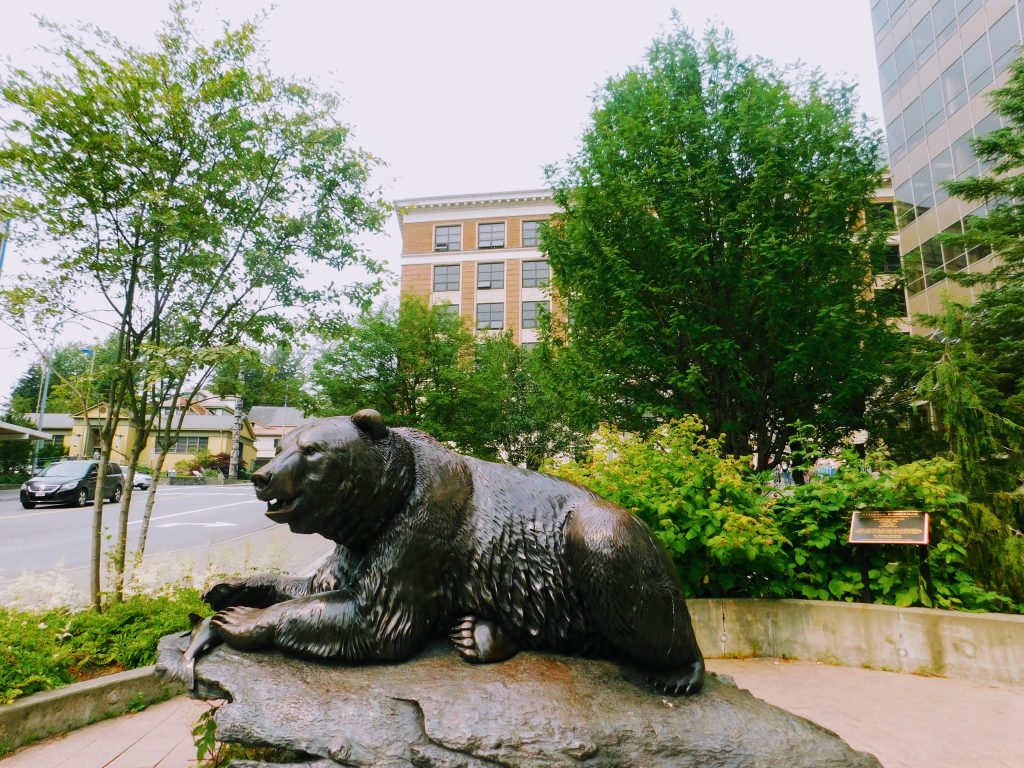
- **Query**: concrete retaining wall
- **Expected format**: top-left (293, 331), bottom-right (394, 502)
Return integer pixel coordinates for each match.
top-left (0, 666), bottom-right (183, 754)
top-left (689, 598), bottom-right (1024, 685)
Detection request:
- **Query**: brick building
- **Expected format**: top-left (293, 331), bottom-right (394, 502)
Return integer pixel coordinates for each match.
top-left (395, 189), bottom-right (559, 347)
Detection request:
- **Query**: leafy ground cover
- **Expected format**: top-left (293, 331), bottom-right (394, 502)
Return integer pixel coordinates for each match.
top-left (0, 589), bottom-right (207, 704)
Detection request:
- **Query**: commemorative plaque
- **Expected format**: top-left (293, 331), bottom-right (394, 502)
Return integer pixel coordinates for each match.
top-left (849, 510), bottom-right (929, 545)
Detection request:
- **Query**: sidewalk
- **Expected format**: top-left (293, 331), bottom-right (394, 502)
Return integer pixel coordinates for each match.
top-left (2, 658), bottom-right (1022, 767)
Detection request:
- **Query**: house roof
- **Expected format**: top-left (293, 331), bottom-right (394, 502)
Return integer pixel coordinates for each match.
top-left (28, 412), bottom-right (252, 436)
top-left (0, 420), bottom-right (52, 440)
top-left (248, 406), bottom-right (307, 427)
top-left (27, 413), bottom-right (75, 429)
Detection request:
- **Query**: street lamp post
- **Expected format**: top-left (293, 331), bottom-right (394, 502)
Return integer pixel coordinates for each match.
top-left (31, 346), bottom-right (54, 472)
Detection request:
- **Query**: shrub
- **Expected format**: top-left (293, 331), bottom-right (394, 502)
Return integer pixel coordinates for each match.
top-left (0, 589), bottom-right (208, 704)
top-left (546, 418), bottom-right (789, 598)
top-left (770, 455), bottom-right (1013, 612)
top-left (546, 419), bottom-right (1021, 613)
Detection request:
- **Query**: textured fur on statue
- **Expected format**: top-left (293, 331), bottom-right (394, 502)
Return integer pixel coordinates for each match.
top-left (204, 409), bottom-right (705, 695)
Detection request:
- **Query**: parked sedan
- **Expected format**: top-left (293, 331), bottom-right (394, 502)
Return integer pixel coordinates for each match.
top-left (133, 471), bottom-right (153, 490)
top-left (20, 460), bottom-right (124, 509)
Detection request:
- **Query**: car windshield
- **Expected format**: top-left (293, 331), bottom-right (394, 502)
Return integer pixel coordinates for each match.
top-left (36, 461), bottom-right (93, 478)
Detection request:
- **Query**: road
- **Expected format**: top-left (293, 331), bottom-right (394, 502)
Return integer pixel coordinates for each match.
top-left (0, 483), bottom-right (332, 607)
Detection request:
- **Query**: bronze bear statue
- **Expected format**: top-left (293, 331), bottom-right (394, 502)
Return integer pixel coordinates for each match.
top-left (205, 409), bottom-right (705, 695)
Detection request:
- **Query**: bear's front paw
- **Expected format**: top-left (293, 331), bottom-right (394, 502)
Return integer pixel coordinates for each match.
top-left (648, 657), bottom-right (705, 696)
top-left (450, 616), bottom-right (519, 664)
top-left (211, 606), bottom-right (278, 651)
top-left (203, 578), bottom-right (257, 611)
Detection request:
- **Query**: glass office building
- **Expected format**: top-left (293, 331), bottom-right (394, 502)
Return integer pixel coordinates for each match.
top-left (870, 0), bottom-right (1024, 331)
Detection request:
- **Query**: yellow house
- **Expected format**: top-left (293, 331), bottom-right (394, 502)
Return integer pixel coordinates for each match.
top-left (30, 401), bottom-right (256, 472)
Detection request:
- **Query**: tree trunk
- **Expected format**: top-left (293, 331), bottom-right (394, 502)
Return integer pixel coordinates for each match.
top-left (112, 435), bottom-right (147, 601)
top-left (137, 447), bottom-right (170, 559)
top-left (90, 437), bottom-right (111, 611)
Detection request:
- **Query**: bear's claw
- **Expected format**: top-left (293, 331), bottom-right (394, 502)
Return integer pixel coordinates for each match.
top-left (647, 658), bottom-right (705, 696)
top-left (450, 616), bottom-right (481, 660)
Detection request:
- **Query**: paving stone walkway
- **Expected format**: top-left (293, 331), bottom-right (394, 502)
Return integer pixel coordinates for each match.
top-left (2, 657), bottom-right (1021, 767)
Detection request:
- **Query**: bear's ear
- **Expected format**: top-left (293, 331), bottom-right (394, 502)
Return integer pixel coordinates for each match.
top-left (352, 408), bottom-right (388, 441)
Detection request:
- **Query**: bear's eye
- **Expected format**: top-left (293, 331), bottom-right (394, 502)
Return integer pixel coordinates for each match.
top-left (301, 444), bottom-right (320, 457)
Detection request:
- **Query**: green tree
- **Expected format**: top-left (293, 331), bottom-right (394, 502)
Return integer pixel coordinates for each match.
top-left (0, 2), bottom-right (386, 606)
top-left (543, 24), bottom-right (899, 469)
top-left (917, 300), bottom-right (1024, 500)
top-left (461, 334), bottom-right (589, 468)
top-left (312, 295), bottom-right (474, 437)
top-left (942, 52), bottom-right (1024, 430)
top-left (212, 343), bottom-right (313, 413)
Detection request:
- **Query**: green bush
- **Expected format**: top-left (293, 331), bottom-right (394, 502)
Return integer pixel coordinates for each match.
top-left (770, 456), bottom-right (1012, 612)
top-left (546, 418), bottom-right (789, 598)
top-left (546, 419), bottom-right (1021, 613)
top-left (0, 589), bottom-right (208, 704)
top-left (0, 440), bottom-right (31, 474)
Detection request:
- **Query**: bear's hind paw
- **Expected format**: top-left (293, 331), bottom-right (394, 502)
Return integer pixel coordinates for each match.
top-left (450, 616), bottom-right (518, 664)
top-left (647, 657), bottom-right (705, 696)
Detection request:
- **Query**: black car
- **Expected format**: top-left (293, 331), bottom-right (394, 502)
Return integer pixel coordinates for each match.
top-left (20, 460), bottom-right (124, 509)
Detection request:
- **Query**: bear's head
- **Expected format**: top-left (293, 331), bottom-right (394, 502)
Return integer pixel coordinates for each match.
top-left (251, 409), bottom-right (413, 546)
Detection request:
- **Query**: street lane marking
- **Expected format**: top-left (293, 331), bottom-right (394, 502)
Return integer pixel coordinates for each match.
top-left (0, 504), bottom-right (118, 521)
top-left (126, 500), bottom-right (263, 526)
top-left (0, 494), bottom-right (260, 522)
top-left (157, 521), bottom-right (239, 528)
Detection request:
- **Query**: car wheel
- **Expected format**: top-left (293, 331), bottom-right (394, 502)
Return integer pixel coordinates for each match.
top-left (76, 488), bottom-right (89, 507)
top-left (109, 485), bottom-right (122, 503)
top-left (21, 500), bottom-right (36, 509)
top-left (141, 484), bottom-right (150, 490)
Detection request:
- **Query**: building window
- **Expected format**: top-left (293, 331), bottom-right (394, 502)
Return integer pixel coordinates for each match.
top-left (434, 225), bottom-right (461, 252)
top-left (435, 302), bottom-right (460, 316)
top-left (50, 434), bottom-right (65, 447)
top-left (478, 222), bottom-right (505, 249)
top-left (911, 164), bottom-right (934, 214)
top-left (931, 149), bottom-right (954, 203)
top-left (476, 302), bottom-right (504, 330)
top-left (433, 264), bottom-right (460, 292)
top-left (933, 0), bottom-right (957, 47)
top-left (963, 36), bottom-right (993, 96)
top-left (882, 244), bottom-right (902, 274)
top-left (521, 342), bottom-right (540, 352)
top-left (164, 435), bottom-right (209, 453)
top-left (911, 14), bottom-right (935, 65)
top-left (477, 262), bottom-right (505, 289)
top-left (941, 59), bottom-right (967, 114)
top-left (522, 260), bottom-right (550, 288)
top-left (903, 96), bottom-right (924, 150)
top-left (990, 9), bottom-right (1022, 74)
top-left (952, 130), bottom-right (977, 178)
top-left (522, 300), bottom-right (549, 329)
top-left (522, 220), bottom-right (542, 247)
top-left (874, 288), bottom-right (907, 318)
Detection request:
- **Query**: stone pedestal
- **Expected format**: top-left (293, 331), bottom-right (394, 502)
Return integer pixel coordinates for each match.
top-left (157, 634), bottom-right (881, 767)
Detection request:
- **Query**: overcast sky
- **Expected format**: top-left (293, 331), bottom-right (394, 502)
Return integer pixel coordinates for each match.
top-left (0, 0), bottom-right (883, 407)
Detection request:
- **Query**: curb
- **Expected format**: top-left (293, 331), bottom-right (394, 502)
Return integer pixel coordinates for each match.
top-left (0, 665), bottom-right (184, 755)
